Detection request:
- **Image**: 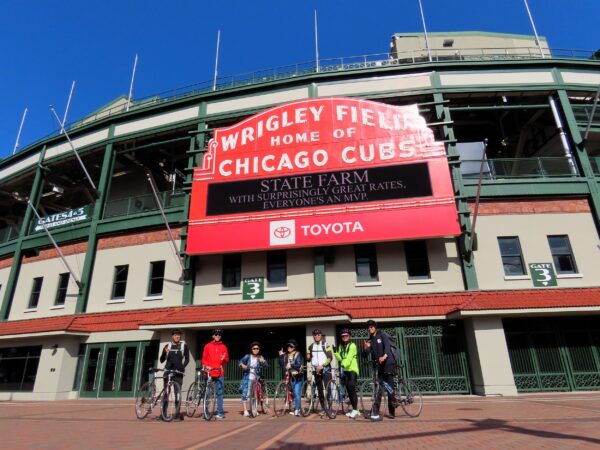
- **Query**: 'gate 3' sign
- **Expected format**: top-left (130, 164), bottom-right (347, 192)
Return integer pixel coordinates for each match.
top-left (187, 97), bottom-right (460, 254)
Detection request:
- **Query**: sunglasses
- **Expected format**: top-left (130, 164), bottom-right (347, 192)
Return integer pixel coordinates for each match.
top-left (313, 333), bottom-right (322, 336)
top-left (252, 347), bottom-right (260, 350)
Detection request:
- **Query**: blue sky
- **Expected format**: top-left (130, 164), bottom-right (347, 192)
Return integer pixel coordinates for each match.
top-left (1, 0), bottom-right (599, 159)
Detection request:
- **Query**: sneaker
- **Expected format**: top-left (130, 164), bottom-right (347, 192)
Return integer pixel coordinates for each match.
top-left (216, 414), bottom-right (225, 420)
top-left (349, 410), bottom-right (361, 419)
top-left (294, 409), bottom-right (300, 417)
top-left (370, 414), bottom-right (382, 422)
top-left (289, 410), bottom-right (295, 415)
top-left (243, 411), bottom-right (250, 417)
top-left (386, 413), bottom-right (395, 419)
top-left (345, 411), bottom-right (353, 417)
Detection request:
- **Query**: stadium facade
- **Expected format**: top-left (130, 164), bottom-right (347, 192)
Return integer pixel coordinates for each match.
top-left (1, 31), bottom-right (599, 400)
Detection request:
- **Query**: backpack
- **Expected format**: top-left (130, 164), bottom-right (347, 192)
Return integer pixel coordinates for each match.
top-left (383, 333), bottom-right (401, 365)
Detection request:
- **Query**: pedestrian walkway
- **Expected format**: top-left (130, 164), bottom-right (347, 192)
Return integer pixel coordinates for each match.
top-left (1, 393), bottom-right (600, 449)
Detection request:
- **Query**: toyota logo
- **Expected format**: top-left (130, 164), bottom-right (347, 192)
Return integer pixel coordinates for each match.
top-left (273, 226), bottom-right (291, 238)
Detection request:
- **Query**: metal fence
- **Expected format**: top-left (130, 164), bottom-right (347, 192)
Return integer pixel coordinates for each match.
top-left (0, 224), bottom-right (20, 244)
top-left (103, 190), bottom-right (186, 219)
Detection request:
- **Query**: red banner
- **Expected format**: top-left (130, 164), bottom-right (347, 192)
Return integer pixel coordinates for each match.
top-left (188, 97), bottom-right (460, 254)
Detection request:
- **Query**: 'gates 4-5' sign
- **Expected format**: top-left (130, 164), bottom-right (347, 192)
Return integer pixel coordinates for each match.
top-left (187, 97), bottom-right (460, 254)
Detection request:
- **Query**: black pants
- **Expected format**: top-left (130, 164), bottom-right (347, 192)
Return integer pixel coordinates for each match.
top-left (344, 371), bottom-right (358, 410)
top-left (373, 370), bottom-right (395, 416)
top-left (172, 373), bottom-right (183, 416)
top-left (314, 371), bottom-right (331, 408)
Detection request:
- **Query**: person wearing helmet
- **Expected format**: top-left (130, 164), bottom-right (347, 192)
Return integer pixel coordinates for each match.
top-left (239, 341), bottom-right (267, 417)
top-left (306, 328), bottom-right (333, 415)
top-left (202, 329), bottom-right (229, 419)
top-left (160, 329), bottom-right (189, 421)
top-left (334, 328), bottom-right (360, 419)
top-left (278, 339), bottom-right (304, 416)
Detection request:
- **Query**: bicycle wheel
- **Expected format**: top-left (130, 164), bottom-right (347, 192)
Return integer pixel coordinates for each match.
top-left (185, 381), bottom-right (201, 417)
top-left (161, 381), bottom-right (181, 422)
top-left (135, 381), bottom-right (155, 419)
top-left (399, 379), bottom-right (423, 417)
top-left (273, 380), bottom-right (291, 417)
top-left (325, 379), bottom-right (340, 419)
top-left (300, 381), bottom-right (314, 417)
top-left (203, 381), bottom-right (217, 420)
top-left (259, 381), bottom-right (271, 415)
top-left (248, 380), bottom-right (259, 418)
top-left (359, 380), bottom-right (380, 419)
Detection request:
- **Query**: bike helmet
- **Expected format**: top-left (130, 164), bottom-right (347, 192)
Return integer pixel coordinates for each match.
top-left (312, 328), bottom-right (322, 336)
top-left (212, 329), bottom-right (223, 336)
top-left (366, 320), bottom-right (377, 328)
top-left (250, 341), bottom-right (261, 349)
top-left (171, 329), bottom-right (182, 335)
top-left (340, 328), bottom-right (351, 336)
top-left (286, 339), bottom-right (298, 349)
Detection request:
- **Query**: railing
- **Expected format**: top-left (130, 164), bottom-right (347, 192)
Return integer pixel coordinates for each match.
top-left (572, 105), bottom-right (600, 129)
top-left (0, 224), bottom-right (21, 244)
top-left (460, 156), bottom-right (579, 180)
top-left (591, 157), bottom-right (600, 176)
top-left (11, 46), bottom-right (597, 154)
top-left (103, 190), bottom-right (186, 219)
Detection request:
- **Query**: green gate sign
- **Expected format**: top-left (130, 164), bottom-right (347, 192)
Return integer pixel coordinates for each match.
top-left (529, 263), bottom-right (557, 287)
top-left (31, 205), bottom-right (90, 233)
top-left (242, 277), bottom-right (264, 300)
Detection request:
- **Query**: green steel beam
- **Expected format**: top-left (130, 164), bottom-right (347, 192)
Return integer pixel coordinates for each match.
top-left (0, 147), bottom-right (47, 320)
top-left (313, 250), bottom-right (327, 298)
top-left (432, 88), bottom-right (479, 290)
top-left (462, 179), bottom-right (590, 197)
top-left (75, 130), bottom-right (116, 313)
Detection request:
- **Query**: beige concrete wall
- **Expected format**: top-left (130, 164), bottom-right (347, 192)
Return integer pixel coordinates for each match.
top-left (206, 87), bottom-right (309, 116)
top-left (8, 253), bottom-right (84, 320)
top-left (86, 241), bottom-right (183, 313)
top-left (325, 239), bottom-right (464, 298)
top-left (158, 330), bottom-right (198, 391)
top-left (193, 248), bottom-right (315, 305)
top-left (464, 317), bottom-right (517, 396)
top-left (473, 213), bottom-right (600, 290)
top-left (0, 266), bottom-right (11, 297)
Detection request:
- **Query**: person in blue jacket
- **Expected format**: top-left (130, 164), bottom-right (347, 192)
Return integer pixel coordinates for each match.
top-left (278, 339), bottom-right (304, 416)
top-left (239, 341), bottom-right (268, 417)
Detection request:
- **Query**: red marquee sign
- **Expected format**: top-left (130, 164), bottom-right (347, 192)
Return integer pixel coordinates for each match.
top-left (187, 97), bottom-right (460, 254)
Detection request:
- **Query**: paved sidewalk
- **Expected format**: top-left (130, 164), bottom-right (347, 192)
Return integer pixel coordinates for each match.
top-left (1, 393), bottom-right (600, 449)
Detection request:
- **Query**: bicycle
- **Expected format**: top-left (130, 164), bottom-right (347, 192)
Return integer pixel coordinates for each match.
top-left (247, 376), bottom-right (271, 418)
top-left (185, 367), bottom-right (208, 418)
top-left (300, 365), bottom-right (328, 417)
top-left (203, 366), bottom-right (224, 420)
top-left (359, 363), bottom-right (423, 418)
top-left (324, 367), bottom-right (349, 419)
top-left (135, 368), bottom-right (184, 422)
top-left (273, 368), bottom-right (301, 417)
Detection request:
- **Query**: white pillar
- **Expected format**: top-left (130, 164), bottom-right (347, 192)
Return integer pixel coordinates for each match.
top-left (464, 317), bottom-right (518, 396)
top-left (32, 337), bottom-right (81, 400)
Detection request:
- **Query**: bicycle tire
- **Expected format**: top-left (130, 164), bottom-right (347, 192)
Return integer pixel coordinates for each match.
top-left (161, 381), bottom-right (181, 422)
top-left (325, 379), bottom-right (340, 419)
top-left (359, 380), bottom-right (382, 419)
top-left (259, 381), bottom-right (271, 415)
top-left (203, 381), bottom-right (217, 420)
top-left (185, 381), bottom-right (202, 417)
top-left (273, 380), bottom-right (291, 417)
top-left (248, 380), bottom-right (259, 418)
top-left (399, 379), bottom-right (423, 417)
top-left (300, 381), bottom-right (314, 417)
top-left (134, 381), bottom-right (155, 419)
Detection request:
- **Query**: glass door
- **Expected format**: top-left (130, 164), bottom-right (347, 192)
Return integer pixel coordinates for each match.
top-left (80, 344), bottom-right (104, 397)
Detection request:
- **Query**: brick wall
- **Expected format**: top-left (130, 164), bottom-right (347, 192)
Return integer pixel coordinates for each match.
top-left (0, 257), bottom-right (14, 270)
top-left (22, 241), bottom-right (88, 264)
top-left (468, 198), bottom-right (591, 216)
top-left (97, 227), bottom-right (182, 250)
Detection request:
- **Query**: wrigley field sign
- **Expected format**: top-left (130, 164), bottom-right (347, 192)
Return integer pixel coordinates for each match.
top-left (187, 97), bottom-right (460, 254)
top-left (32, 206), bottom-right (90, 233)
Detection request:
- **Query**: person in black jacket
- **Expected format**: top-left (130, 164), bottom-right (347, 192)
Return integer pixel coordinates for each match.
top-left (363, 320), bottom-right (397, 421)
top-left (160, 329), bottom-right (190, 421)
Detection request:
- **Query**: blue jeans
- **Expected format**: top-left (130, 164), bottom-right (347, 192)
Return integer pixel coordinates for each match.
top-left (215, 376), bottom-right (225, 415)
top-left (293, 379), bottom-right (302, 411)
top-left (240, 377), bottom-right (251, 402)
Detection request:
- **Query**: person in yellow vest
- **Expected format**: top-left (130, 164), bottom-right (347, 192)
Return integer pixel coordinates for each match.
top-left (334, 328), bottom-right (360, 419)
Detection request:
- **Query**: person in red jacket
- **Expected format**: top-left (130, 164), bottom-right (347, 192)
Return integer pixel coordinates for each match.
top-left (202, 329), bottom-right (229, 419)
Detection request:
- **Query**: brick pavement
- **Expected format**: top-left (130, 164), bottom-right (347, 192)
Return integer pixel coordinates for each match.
top-left (1, 393), bottom-right (600, 449)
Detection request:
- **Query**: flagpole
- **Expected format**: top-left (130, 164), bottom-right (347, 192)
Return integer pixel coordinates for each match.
top-left (417, 0), bottom-right (432, 62)
top-left (523, 0), bottom-right (545, 58)
top-left (12, 108), bottom-right (28, 155)
top-left (126, 53), bottom-right (138, 112)
top-left (60, 80), bottom-right (76, 134)
top-left (314, 10), bottom-right (320, 73)
top-left (213, 30), bottom-right (221, 91)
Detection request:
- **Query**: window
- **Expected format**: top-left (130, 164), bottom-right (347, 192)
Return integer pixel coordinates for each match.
top-left (28, 277), bottom-right (43, 309)
top-left (267, 250), bottom-right (287, 287)
top-left (221, 254), bottom-right (241, 290)
top-left (548, 235), bottom-right (578, 274)
top-left (355, 244), bottom-right (379, 283)
top-left (54, 273), bottom-right (69, 306)
top-left (0, 346), bottom-right (42, 392)
top-left (405, 240), bottom-right (431, 280)
top-left (498, 237), bottom-right (526, 276)
top-left (112, 265), bottom-right (129, 299)
top-left (147, 261), bottom-right (166, 296)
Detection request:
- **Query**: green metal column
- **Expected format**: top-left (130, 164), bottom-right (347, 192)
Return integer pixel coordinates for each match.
top-left (432, 88), bottom-right (479, 290)
top-left (75, 128), bottom-right (116, 313)
top-left (556, 89), bottom-right (600, 230)
top-left (313, 249), bottom-right (327, 298)
top-left (0, 147), bottom-right (48, 320)
top-left (181, 116), bottom-right (207, 306)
